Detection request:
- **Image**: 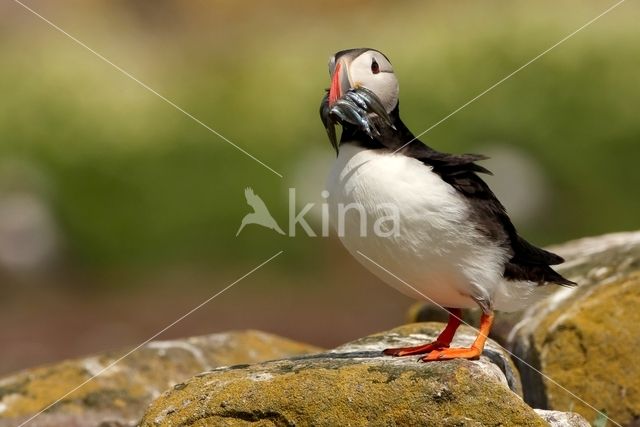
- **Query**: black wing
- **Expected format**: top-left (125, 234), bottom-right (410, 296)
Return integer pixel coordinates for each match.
top-left (406, 143), bottom-right (575, 287)
top-left (377, 110), bottom-right (573, 286)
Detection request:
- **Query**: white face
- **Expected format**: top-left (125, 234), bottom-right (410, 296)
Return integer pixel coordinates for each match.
top-left (344, 50), bottom-right (399, 113)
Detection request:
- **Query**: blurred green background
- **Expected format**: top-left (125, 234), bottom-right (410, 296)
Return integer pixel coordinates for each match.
top-left (0, 0), bottom-right (638, 375)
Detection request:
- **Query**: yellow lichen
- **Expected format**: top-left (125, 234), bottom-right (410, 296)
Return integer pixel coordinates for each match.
top-left (539, 273), bottom-right (640, 424)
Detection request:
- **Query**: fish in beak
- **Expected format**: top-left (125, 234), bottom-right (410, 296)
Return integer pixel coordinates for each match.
top-left (321, 58), bottom-right (393, 152)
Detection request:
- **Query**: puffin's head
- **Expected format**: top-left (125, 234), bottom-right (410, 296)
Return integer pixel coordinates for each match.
top-left (328, 48), bottom-right (399, 114)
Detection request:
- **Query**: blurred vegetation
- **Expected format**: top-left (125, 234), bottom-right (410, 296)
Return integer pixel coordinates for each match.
top-left (1, 0), bottom-right (638, 283)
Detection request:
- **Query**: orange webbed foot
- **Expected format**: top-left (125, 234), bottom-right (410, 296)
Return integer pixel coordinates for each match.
top-left (383, 341), bottom-right (448, 357)
top-left (419, 346), bottom-right (482, 362)
top-left (419, 311), bottom-right (494, 362)
top-left (383, 308), bottom-right (464, 357)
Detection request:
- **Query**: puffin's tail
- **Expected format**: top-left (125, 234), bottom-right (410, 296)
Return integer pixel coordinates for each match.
top-left (505, 236), bottom-right (577, 287)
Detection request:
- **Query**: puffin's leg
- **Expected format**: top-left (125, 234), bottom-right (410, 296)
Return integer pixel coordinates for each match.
top-left (383, 308), bottom-right (462, 357)
top-left (420, 311), bottom-right (494, 362)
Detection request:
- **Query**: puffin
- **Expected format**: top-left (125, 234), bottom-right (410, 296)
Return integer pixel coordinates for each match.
top-left (320, 48), bottom-right (575, 362)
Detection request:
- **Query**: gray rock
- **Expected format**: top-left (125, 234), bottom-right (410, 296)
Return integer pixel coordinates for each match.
top-left (0, 330), bottom-right (320, 427)
top-left (534, 409), bottom-right (590, 427)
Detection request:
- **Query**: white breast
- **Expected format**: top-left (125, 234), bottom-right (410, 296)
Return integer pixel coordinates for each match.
top-left (326, 143), bottom-right (541, 312)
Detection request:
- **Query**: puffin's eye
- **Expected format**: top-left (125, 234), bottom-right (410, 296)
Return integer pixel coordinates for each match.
top-left (371, 59), bottom-right (380, 74)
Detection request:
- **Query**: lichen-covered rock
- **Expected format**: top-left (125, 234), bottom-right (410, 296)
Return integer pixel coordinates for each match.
top-left (0, 330), bottom-right (320, 427)
top-left (534, 409), bottom-right (590, 427)
top-left (140, 323), bottom-right (545, 426)
top-left (509, 231), bottom-right (640, 426)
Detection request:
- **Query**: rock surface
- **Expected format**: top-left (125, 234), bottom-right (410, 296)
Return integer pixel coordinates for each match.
top-left (140, 322), bottom-right (546, 426)
top-left (7, 231), bottom-right (638, 426)
top-left (0, 330), bottom-right (320, 427)
top-left (534, 409), bottom-right (590, 427)
top-left (509, 231), bottom-right (640, 426)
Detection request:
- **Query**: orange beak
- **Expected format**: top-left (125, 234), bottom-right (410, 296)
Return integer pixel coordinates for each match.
top-left (328, 62), bottom-right (343, 106)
